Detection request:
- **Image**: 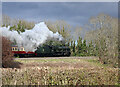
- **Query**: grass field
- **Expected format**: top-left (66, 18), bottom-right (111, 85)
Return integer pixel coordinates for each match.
top-left (2, 57), bottom-right (119, 85)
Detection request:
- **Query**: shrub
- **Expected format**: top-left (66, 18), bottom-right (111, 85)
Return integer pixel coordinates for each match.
top-left (2, 37), bottom-right (14, 68)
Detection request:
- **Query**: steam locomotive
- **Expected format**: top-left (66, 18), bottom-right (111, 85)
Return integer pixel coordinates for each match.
top-left (12, 45), bottom-right (71, 57)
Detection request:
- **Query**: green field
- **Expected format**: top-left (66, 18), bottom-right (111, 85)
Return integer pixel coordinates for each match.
top-left (2, 57), bottom-right (119, 85)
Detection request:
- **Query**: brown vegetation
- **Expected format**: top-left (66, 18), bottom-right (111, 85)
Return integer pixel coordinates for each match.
top-left (2, 37), bottom-right (13, 68)
top-left (85, 14), bottom-right (118, 66)
top-left (2, 37), bottom-right (22, 68)
top-left (2, 58), bottom-right (118, 85)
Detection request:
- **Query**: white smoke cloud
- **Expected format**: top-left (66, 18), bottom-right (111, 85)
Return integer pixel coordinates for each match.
top-left (0, 22), bottom-right (64, 52)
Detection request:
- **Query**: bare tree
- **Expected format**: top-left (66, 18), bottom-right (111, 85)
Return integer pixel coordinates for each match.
top-left (85, 13), bottom-right (118, 66)
top-left (2, 14), bottom-right (11, 27)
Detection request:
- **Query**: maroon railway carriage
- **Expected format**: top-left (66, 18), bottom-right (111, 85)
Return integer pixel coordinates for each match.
top-left (12, 45), bottom-right (36, 57)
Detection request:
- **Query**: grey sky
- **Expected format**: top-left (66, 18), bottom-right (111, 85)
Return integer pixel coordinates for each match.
top-left (2, 2), bottom-right (118, 27)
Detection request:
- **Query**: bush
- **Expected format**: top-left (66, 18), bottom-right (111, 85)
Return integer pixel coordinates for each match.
top-left (2, 37), bottom-right (22, 68)
top-left (2, 37), bottom-right (14, 68)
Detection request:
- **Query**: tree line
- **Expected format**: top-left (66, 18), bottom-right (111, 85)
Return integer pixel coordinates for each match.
top-left (2, 15), bottom-right (35, 34)
top-left (69, 37), bottom-right (95, 57)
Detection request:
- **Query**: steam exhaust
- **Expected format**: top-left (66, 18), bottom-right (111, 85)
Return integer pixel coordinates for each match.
top-left (0, 22), bottom-right (64, 52)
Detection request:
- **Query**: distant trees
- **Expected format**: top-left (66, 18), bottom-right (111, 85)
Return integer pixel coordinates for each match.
top-left (2, 15), bottom-right (11, 27)
top-left (72, 41), bottom-right (76, 56)
top-left (76, 37), bottom-right (82, 56)
top-left (43, 40), bottom-right (63, 46)
top-left (2, 14), bottom-right (35, 34)
top-left (69, 36), bottom-right (95, 56)
top-left (45, 20), bottom-right (72, 43)
top-left (87, 41), bottom-right (95, 56)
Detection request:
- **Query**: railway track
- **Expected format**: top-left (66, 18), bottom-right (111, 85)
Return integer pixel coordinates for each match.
top-left (15, 56), bottom-right (97, 60)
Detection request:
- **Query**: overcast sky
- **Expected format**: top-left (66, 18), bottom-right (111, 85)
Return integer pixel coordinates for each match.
top-left (2, 2), bottom-right (118, 27)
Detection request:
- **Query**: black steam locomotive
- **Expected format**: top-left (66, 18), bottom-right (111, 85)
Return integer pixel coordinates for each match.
top-left (35, 45), bottom-right (71, 57)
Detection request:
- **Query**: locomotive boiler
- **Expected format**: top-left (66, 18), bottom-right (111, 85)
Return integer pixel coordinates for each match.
top-left (35, 45), bottom-right (71, 57)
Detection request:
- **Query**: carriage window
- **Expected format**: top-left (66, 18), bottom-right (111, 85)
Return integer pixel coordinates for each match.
top-left (21, 48), bottom-right (23, 51)
top-left (15, 47), bottom-right (18, 51)
top-left (12, 48), bottom-right (14, 51)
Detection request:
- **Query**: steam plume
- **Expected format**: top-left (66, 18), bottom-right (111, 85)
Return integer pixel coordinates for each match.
top-left (0, 22), bottom-right (63, 51)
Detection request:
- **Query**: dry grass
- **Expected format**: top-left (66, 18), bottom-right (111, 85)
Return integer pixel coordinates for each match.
top-left (2, 58), bottom-right (119, 85)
